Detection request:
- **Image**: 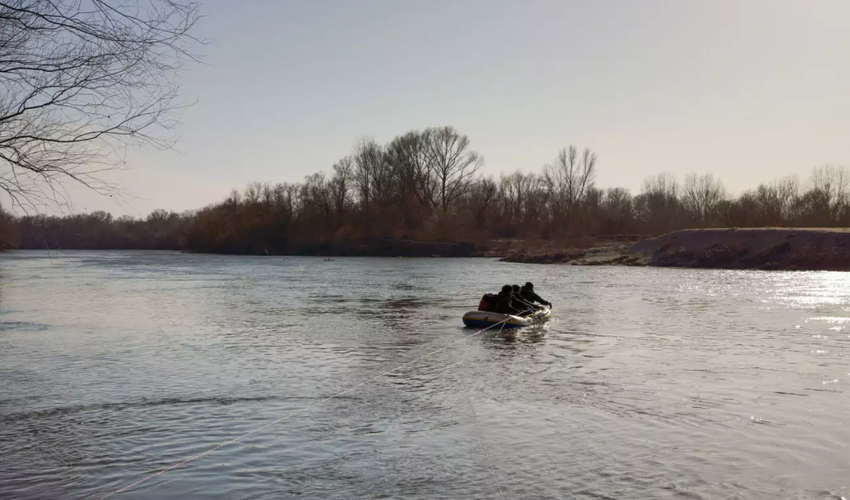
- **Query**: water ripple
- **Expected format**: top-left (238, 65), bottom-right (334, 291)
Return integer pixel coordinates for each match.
top-left (0, 251), bottom-right (848, 500)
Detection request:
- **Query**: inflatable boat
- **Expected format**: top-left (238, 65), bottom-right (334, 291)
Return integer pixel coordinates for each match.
top-left (462, 307), bottom-right (551, 329)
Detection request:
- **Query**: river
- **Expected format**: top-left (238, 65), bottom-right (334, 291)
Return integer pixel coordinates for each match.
top-left (0, 251), bottom-right (847, 500)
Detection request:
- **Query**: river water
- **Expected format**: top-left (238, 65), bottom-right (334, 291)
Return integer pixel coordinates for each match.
top-left (0, 251), bottom-right (848, 500)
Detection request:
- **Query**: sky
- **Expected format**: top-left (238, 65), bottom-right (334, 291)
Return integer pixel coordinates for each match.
top-left (47, 0), bottom-right (850, 216)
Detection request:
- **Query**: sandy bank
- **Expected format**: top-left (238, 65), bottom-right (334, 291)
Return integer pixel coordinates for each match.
top-left (499, 245), bottom-right (633, 265)
top-left (501, 229), bottom-right (850, 271)
top-left (628, 228), bottom-right (850, 271)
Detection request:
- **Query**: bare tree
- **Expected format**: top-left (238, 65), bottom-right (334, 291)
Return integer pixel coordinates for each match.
top-left (329, 156), bottom-right (353, 225)
top-left (303, 172), bottom-right (332, 227)
top-left (386, 130), bottom-right (429, 230)
top-left (636, 173), bottom-right (680, 233)
top-left (542, 147), bottom-right (568, 219)
top-left (810, 164), bottom-right (849, 221)
top-left (423, 126), bottom-right (483, 214)
top-left (681, 173), bottom-right (726, 224)
top-left (223, 188), bottom-right (241, 209)
top-left (498, 170), bottom-right (539, 236)
top-left (243, 182), bottom-right (263, 205)
top-left (466, 176), bottom-right (497, 227)
top-left (0, 0), bottom-right (203, 211)
top-left (602, 187), bottom-right (632, 232)
top-left (579, 148), bottom-right (598, 199)
top-left (386, 131), bottom-right (429, 198)
top-left (754, 175), bottom-right (799, 225)
top-left (546, 146), bottom-right (597, 206)
top-left (272, 182), bottom-right (300, 221)
top-left (642, 172), bottom-right (679, 202)
top-left (352, 138), bottom-right (390, 208)
top-left (774, 175), bottom-right (800, 222)
top-left (260, 183), bottom-right (275, 207)
top-left (542, 145), bottom-right (597, 231)
top-left (499, 171), bottom-right (530, 222)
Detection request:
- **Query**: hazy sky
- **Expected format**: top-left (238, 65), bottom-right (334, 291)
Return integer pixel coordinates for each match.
top-left (57, 0), bottom-right (850, 216)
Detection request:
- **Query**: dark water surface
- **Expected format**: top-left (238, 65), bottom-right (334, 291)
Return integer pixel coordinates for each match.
top-left (1, 251), bottom-right (848, 500)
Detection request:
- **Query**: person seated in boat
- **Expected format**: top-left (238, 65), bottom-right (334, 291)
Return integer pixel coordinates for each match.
top-left (511, 284), bottom-right (538, 316)
top-left (494, 285), bottom-right (521, 315)
top-left (520, 282), bottom-right (552, 309)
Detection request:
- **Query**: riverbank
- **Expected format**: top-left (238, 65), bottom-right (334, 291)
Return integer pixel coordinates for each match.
top-left (15, 230), bottom-right (850, 269)
top-left (179, 238), bottom-right (479, 257)
top-left (500, 229), bottom-right (850, 271)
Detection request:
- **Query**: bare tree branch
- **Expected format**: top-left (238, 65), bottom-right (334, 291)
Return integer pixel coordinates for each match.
top-left (423, 126), bottom-right (483, 214)
top-left (681, 173), bottom-right (726, 225)
top-left (0, 0), bottom-right (205, 213)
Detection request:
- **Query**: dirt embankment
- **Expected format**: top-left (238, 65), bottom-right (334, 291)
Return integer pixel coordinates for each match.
top-left (497, 235), bottom-right (646, 265)
top-left (501, 229), bottom-right (850, 271)
top-left (629, 228), bottom-right (850, 271)
top-left (500, 245), bottom-right (635, 265)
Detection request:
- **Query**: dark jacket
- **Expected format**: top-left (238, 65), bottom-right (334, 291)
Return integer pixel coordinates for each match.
top-left (494, 290), bottom-right (519, 314)
top-left (520, 286), bottom-right (549, 307)
top-left (511, 292), bottom-right (535, 312)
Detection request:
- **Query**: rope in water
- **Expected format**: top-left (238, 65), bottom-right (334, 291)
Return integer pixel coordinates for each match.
top-left (461, 317), bottom-right (509, 500)
top-left (466, 394), bottom-right (506, 500)
top-left (93, 314), bottom-right (518, 500)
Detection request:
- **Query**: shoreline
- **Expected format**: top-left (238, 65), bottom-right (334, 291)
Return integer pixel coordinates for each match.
top-left (500, 228), bottom-right (850, 272)
top-left (11, 229), bottom-right (850, 271)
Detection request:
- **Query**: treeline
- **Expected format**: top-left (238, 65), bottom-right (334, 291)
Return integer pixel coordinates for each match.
top-left (3, 125), bottom-right (850, 254)
top-left (13, 210), bottom-right (188, 251)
